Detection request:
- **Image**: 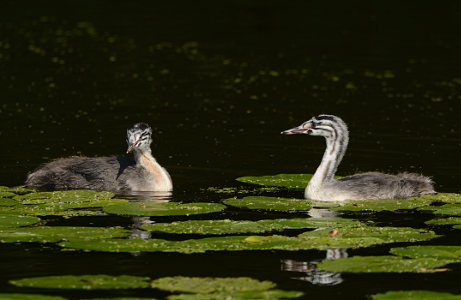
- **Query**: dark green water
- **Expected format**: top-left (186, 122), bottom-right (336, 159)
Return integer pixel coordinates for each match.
top-left (1, 1), bottom-right (460, 299)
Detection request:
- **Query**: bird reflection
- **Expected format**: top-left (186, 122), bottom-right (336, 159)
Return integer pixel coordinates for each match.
top-left (281, 206), bottom-right (347, 286)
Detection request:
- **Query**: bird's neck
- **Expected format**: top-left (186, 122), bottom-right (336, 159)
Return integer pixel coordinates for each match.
top-left (133, 150), bottom-right (173, 191)
top-left (308, 130), bottom-right (348, 193)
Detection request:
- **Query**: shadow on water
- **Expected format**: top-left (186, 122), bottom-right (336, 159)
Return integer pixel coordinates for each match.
top-left (0, 0), bottom-right (461, 299)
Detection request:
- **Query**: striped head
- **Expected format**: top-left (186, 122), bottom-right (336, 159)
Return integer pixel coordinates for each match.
top-left (126, 123), bottom-right (153, 153)
top-left (281, 114), bottom-right (347, 138)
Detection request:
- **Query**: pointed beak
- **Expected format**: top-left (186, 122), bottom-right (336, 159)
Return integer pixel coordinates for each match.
top-left (126, 144), bottom-right (134, 154)
top-left (281, 125), bottom-right (311, 135)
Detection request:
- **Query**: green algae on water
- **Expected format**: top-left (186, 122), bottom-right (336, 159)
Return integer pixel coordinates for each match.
top-left (0, 226), bottom-right (129, 243)
top-left (141, 217), bottom-right (361, 235)
top-left (223, 196), bottom-right (310, 212)
top-left (371, 290), bottom-right (461, 300)
top-left (104, 201), bottom-right (226, 216)
top-left (317, 256), bottom-right (453, 273)
top-left (10, 274), bottom-right (150, 290)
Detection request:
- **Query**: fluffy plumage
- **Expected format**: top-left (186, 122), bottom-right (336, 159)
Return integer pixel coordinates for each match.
top-left (281, 114), bottom-right (435, 201)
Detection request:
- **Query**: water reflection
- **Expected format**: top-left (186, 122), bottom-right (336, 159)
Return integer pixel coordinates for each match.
top-left (116, 191), bottom-right (172, 256)
top-left (282, 206), bottom-right (347, 286)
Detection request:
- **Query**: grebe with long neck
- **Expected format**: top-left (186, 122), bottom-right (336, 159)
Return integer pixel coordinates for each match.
top-left (26, 123), bottom-right (172, 192)
top-left (281, 114), bottom-right (435, 201)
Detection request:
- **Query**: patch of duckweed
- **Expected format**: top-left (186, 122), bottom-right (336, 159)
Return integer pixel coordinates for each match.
top-left (0, 215), bottom-right (41, 228)
top-left (425, 217), bottom-right (461, 226)
top-left (103, 202), bottom-right (226, 216)
top-left (223, 196), bottom-right (310, 212)
top-left (390, 245), bottom-right (461, 260)
top-left (371, 290), bottom-right (461, 300)
top-left (0, 293), bottom-right (67, 300)
top-left (236, 174), bottom-right (313, 189)
top-left (60, 226), bottom-right (437, 253)
top-left (0, 226), bottom-right (129, 243)
top-left (317, 256), bottom-right (453, 273)
top-left (298, 226), bottom-right (438, 250)
top-left (151, 276), bottom-right (275, 293)
top-left (419, 204), bottom-right (461, 215)
top-left (9, 275), bottom-right (150, 290)
top-left (330, 197), bottom-right (434, 212)
top-left (168, 290), bottom-right (303, 300)
top-left (141, 218), bottom-right (361, 235)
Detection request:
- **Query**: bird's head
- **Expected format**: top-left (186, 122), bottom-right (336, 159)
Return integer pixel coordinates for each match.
top-left (126, 123), bottom-right (153, 154)
top-left (281, 114), bottom-right (344, 137)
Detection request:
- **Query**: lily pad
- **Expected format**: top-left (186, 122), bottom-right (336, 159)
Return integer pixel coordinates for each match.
top-left (0, 198), bottom-right (18, 206)
top-left (13, 190), bottom-right (115, 204)
top-left (371, 290), bottom-right (461, 300)
top-left (236, 174), bottom-right (313, 189)
top-left (0, 226), bottom-right (129, 243)
top-left (0, 215), bottom-right (41, 228)
top-left (0, 191), bottom-right (16, 198)
top-left (425, 217), bottom-right (461, 226)
top-left (151, 276), bottom-right (275, 293)
top-left (60, 226), bottom-right (437, 253)
top-left (223, 196), bottom-right (310, 212)
top-left (330, 197), bottom-right (434, 212)
top-left (416, 193), bottom-right (461, 204)
top-left (0, 293), bottom-right (67, 300)
top-left (419, 204), bottom-right (461, 216)
top-left (141, 218), bottom-right (361, 235)
top-left (104, 202), bottom-right (226, 216)
top-left (168, 290), bottom-right (303, 300)
top-left (317, 256), bottom-right (453, 273)
top-left (0, 186), bottom-right (35, 194)
top-left (390, 245), bottom-right (461, 260)
top-left (298, 226), bottom-right (439, 250)
top-left (10, 275), bottom-right (150, 290)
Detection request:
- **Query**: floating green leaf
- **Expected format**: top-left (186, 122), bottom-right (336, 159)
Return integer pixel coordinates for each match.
top-left (141, 218), bottom-right (361, 235)
top-left (317, 256), bottom-right (453, 273)
top-left (60, 225), bottom-right (437, 253)
top-left (0, 191), bottom-right (16, 198)
top-left (0, 198), bottom-right (17, 206)
top-left (419, 204), bottom-right (461, 215)
top-left (417, 193), bottom-right (461, 204)
top-left (425, 217), bottom-right (461, 226)
top-left (371, 290), bottom-right (461, 300)
top-left (151, 276), bottom-right (275, 293)
top-left (13, 190), bottom-right (115, 204)
top-left (330, 197), bottom-right (434, 212)
top-left (223, 196), bottom-right (310, 212)
top-left (0, 215), bottom-right (41, 228)
top-left (298, 226), bottom-right (439, 250)
top-left (390, 245), bottom-right (461, 260)
top-left (168, 289), bottom-right (303, 300)
top-left (236, 174), bottom-right (313, 189)
top-left (10, 275), bottom-right (150, 290)
top-left (0, 293), bottom-right (67, 300)
top-left (0, 186), bottom-right (35, 194)
top-left (0, 226), bottom-right (129, 243)
top-left (104, 202), bottom-right (226, 216)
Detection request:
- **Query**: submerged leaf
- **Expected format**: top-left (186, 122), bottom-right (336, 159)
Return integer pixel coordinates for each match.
top-left (0, 226), bottom-right (129, 243)
top-left (317, 256), bottom-right (453, 273)
top-left (223, 196), bottom-right (310, 212)
top-left (141, 218), bottom-right (361, 235)
top-left (9, 275), bottom-right (150, 290)
top-left (104, 202), bottom-right (226, 216)
top-left (371, 290), bottom-right (461, 300)
top-left (151, 276), bottom-right (275, 293)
